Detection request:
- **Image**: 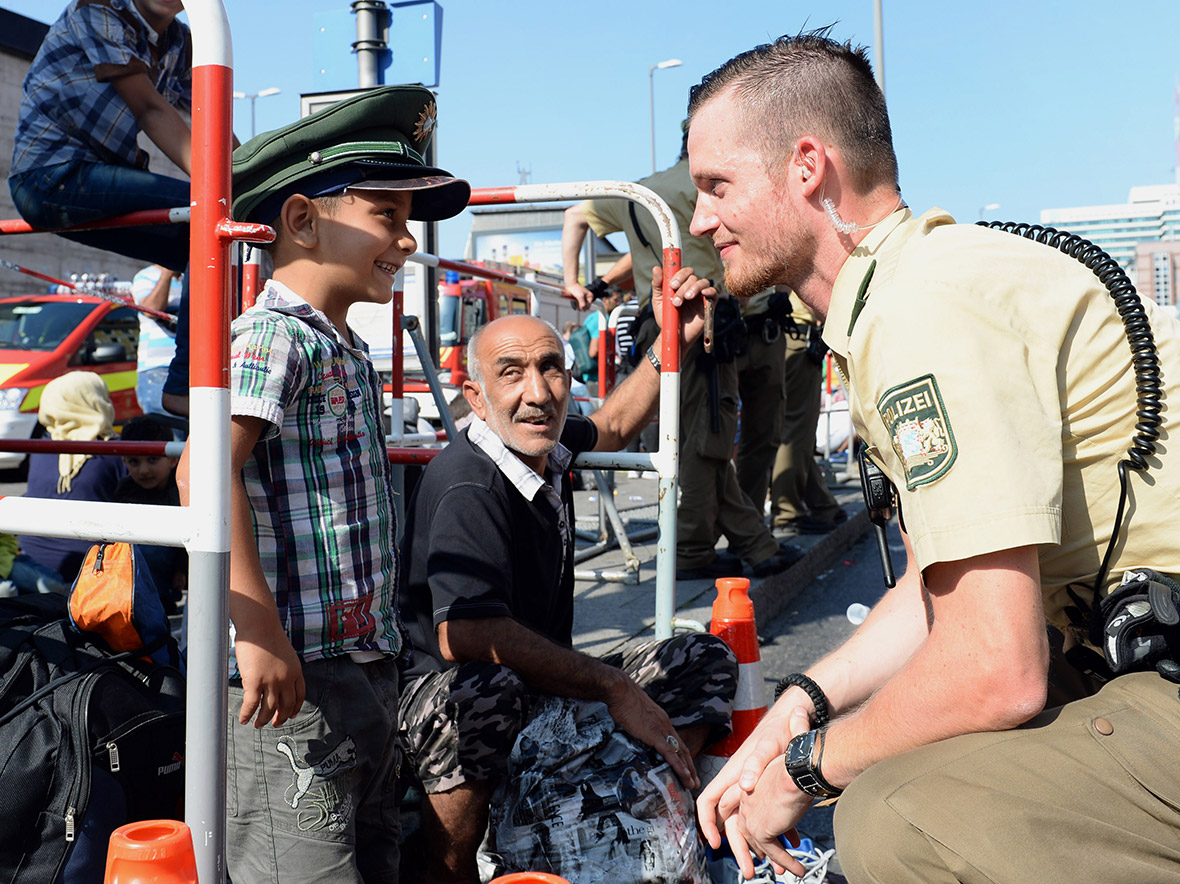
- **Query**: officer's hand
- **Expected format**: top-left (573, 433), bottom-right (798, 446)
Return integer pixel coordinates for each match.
top-left (566, 281), bottom-right (596, 310)
top-left (650, 264), bottom-right (716, 345)
top-left (727, 706), bottom-right (813, 881)
top-left (697, 695), bottom-right (810, 848)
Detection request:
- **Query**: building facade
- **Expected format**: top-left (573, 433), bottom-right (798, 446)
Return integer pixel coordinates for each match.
top-left (1041, 184), bottom-right (1180, 292)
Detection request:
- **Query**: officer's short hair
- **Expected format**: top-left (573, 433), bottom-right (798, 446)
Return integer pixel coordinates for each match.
top-left (687, 28), bottom-right (899, 194)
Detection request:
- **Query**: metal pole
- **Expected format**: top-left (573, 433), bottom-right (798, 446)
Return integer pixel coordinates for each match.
top-left (649, 65), bottom-right (657, 174)
top-left (873, 0), bottom-right (885, 94)
top-left (183, 2), bottom-right (235, 881)
top-left (352, 0), bottom-right (387, 88)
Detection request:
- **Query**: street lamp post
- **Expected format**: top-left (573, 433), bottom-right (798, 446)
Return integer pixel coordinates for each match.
top-left (233, 87), bottom-right (282, 138)
top-left (649, 58), bottom-right (682, 174)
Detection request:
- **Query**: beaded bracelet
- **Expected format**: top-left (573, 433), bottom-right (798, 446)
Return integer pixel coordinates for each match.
top-left (773, 672), bottom-right (831, 728)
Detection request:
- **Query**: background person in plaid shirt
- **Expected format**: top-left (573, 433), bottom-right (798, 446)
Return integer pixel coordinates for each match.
top-left (8, 0), bottom-right (193, 271)
top-left (179, 86), bottom-right (470, 884)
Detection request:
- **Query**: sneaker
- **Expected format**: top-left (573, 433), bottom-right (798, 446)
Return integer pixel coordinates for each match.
top-left (750, 543), bottom-right (805, 578)
top-left (705, 836), bottom-right (835, 884)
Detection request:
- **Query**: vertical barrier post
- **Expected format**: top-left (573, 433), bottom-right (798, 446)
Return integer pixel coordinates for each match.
top-left (390, 269), bottom-right (406, 531)
top-left (183, 2), bottom-right (234, 882)
top-left (652, 245), bottom-right (681, 639)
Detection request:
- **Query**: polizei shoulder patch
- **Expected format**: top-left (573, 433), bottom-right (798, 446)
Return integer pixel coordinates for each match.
top-left (877, 374), bottom-right (956, 489)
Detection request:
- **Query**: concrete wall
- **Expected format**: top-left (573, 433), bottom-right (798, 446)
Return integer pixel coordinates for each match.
top-left (0, 10), bottom-right (188, 297)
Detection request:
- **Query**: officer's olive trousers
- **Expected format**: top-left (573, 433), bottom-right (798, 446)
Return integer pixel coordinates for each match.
top-left (835, 671), bottom-right (1180, 883)
top-left (734, 330), bottom-right (786, 511)
top-left (770, 332), bottom-right (841, 526)
top-left (676, 342), bottom-right (778, 569)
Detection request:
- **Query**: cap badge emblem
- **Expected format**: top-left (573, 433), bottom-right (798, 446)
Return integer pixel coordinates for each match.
top-left (413, 100), bottom-right (437, 143)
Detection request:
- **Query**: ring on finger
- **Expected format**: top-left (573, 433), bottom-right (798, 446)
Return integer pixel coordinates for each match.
top-left (666, 734), bottom-right (681, 752)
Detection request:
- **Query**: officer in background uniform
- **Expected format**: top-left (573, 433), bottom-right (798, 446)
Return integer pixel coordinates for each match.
top-left (770, 290), bottom-right (847, 535)
top-left (732, 287), bottom-right (786, 512)
top-left (690, 32), bottom-right (1180, 884)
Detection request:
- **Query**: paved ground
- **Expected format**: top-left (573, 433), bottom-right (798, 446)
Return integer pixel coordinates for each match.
top-left (567, 466), bottom-right (869, 659)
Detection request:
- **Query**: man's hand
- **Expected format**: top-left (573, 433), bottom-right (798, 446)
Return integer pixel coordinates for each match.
top-left (606, 673), bottom-right (699, 790)
top-left (651, 264), bottom-right (716, 346)
top-left (233, 617), bottom-right (306, 728)
top-left (696, 694), bottom-right (813, 848)
top-left (566, 281), bottom-right (596, 310)
top-left (725, 706), bottom-right (813, 880)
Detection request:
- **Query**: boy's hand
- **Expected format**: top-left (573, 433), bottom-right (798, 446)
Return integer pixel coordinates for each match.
top-left (234, 620), bottom-right (306, 728)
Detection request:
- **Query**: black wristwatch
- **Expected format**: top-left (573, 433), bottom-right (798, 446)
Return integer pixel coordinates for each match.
top-left (784, 728), bottom-right (842, 799)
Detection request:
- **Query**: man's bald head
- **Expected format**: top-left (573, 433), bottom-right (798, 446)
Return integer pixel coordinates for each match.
top-left (463, 314), bottom-right (572, 473)
top-left (467, 314), bottom-right (564, 385)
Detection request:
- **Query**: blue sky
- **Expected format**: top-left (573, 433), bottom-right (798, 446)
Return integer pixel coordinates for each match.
top-left (6, 0), bottom-right (1180, 259)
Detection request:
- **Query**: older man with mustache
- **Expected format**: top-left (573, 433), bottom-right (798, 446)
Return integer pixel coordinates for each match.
top-left (396, 269), bottom-right (741, 884)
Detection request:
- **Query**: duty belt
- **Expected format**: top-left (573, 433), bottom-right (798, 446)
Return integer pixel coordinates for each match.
top-left (743, 313), bottom-right (782, 344)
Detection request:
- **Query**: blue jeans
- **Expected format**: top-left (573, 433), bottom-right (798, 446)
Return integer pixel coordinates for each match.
top-left (9, 160), bottom-right (190, 272)
top-left (162, 278), bottom-right (189, 398)
top-left (8, 553), bottom-right (66, 595)
top-left (136, 365), bottom-right (169, 416)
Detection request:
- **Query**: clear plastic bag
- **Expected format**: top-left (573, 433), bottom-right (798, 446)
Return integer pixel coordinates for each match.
top-left (478, 696), bottom-right (709, 884)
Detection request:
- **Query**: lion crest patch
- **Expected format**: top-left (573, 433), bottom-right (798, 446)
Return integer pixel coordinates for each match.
top-left (877, 374), bottom-right (956, 489)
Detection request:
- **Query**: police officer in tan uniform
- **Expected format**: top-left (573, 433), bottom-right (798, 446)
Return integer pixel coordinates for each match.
top-left (561, 130), bottom-right (800, 580)
top-left (689, 32), bottom-right (1180, 884)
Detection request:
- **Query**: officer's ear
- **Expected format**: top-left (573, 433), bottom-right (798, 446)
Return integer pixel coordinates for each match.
top-left (792, 137), bottom-right (825, 197)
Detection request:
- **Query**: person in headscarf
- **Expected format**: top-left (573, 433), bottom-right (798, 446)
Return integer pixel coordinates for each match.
top-left (18, 371), bottom-right (127, 583)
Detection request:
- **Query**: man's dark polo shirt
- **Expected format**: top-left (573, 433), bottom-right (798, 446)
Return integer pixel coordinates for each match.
top-left (399, 414), bottom-right (598, 680)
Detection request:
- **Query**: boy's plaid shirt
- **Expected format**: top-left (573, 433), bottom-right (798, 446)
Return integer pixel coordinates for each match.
top-left (230, 282), bottom-right (402, 663)
top-left (12, 0), bottom-right (192, 174)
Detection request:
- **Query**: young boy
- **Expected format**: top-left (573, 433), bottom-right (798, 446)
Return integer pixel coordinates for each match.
top-left (9, 0), bottom-right (192, 271)
top-left (200, 85), bottom-right (469, 884)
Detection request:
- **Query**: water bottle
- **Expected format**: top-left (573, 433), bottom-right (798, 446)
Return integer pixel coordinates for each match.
top-left (846, 602), bottom-right (870, 625)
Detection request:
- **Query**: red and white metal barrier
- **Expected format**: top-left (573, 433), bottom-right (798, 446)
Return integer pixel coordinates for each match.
top-left (469, 182), bottom-right (684, 638)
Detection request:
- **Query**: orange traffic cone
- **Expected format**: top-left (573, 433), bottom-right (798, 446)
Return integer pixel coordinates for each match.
top-left (699, 577), bottom-right (767, 784)
top-left (489, 875), bottom-right (572, 884)
top-left (104, 819), bottom-right (197, 884)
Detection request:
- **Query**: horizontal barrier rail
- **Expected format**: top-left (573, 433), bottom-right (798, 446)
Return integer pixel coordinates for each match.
top-left (0, 497), bottom-right (189, 545)
top-left (0, 206), bottom-right (191, 235)
top-left (409, 253), bottom-right (570, 299)
top-left (0, 438), bottom-right (184, 457)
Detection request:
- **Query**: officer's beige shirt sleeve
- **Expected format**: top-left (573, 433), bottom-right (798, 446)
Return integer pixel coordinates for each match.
top-left (851, 278), bottom-right (1064, 572)
top-left (580, 198), bottom-right (626, 240)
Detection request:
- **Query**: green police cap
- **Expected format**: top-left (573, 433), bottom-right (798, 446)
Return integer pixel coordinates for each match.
top-left (232, 84), bottom-right (471, 224)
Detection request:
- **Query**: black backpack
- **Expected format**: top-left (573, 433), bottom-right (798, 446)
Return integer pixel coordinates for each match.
top-left (0, 592), bottom-right (186, 883)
